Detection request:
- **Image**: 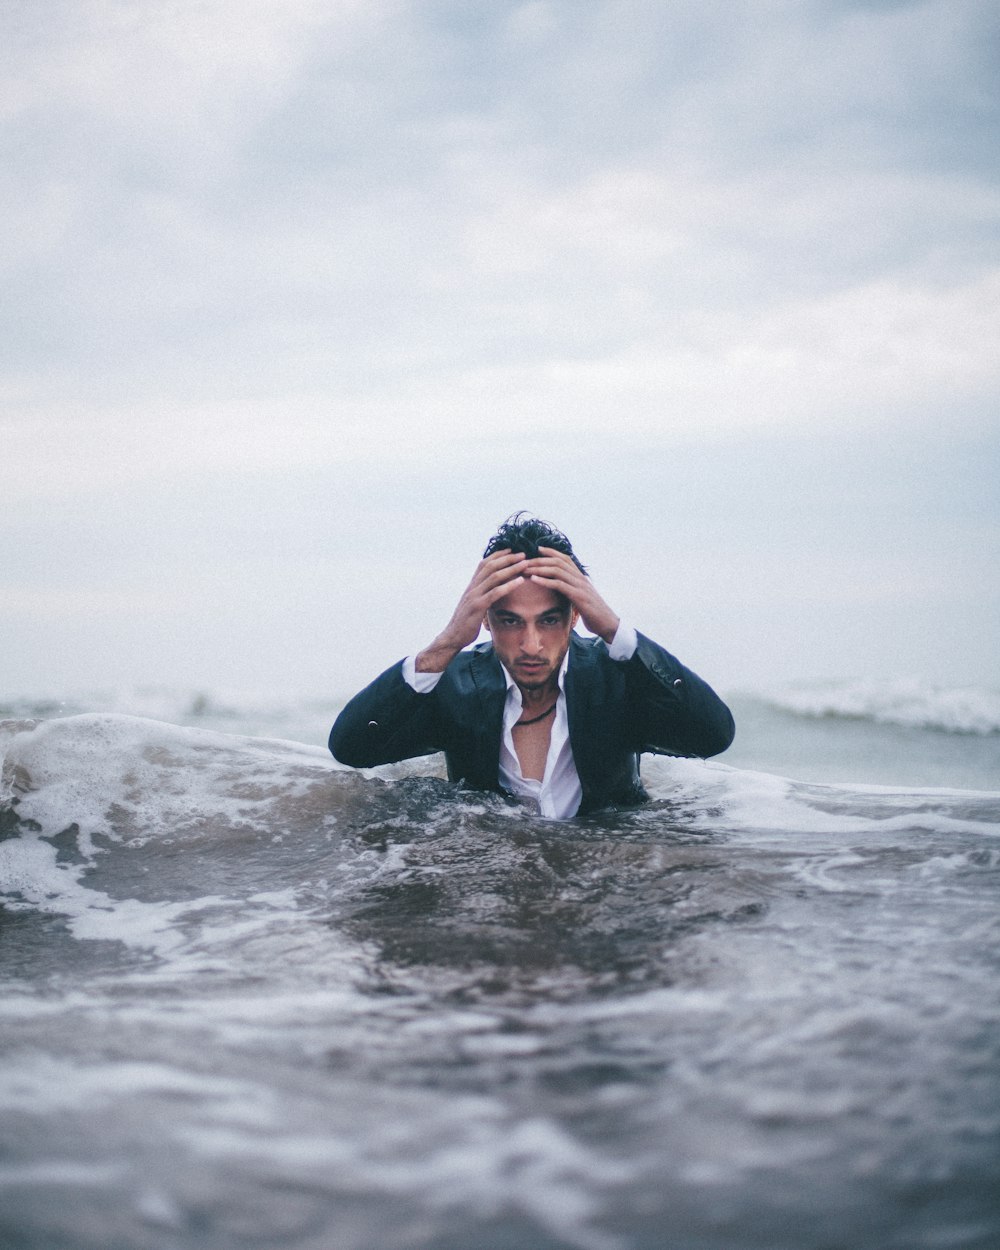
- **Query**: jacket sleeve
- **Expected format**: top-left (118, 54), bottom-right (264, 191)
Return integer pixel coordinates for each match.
top-left (624, 632), bottom-right (735, 759)
top-left (329, 660), bottom-right (443, 767)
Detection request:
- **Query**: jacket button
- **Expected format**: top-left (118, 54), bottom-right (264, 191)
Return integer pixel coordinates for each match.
top-left (673, 678), bottom-right (682, 687)
top-left (368, 720), bottom-right (379, 728)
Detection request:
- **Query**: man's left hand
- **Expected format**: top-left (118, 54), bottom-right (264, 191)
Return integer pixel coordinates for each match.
top-left (525, 547), bottom-right (621, 645)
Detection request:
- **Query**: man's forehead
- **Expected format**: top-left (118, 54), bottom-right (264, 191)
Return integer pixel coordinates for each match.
top-left (491, 581), bottom-right (569, 616)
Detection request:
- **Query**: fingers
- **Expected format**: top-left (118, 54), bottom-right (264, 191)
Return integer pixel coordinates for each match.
top-left (530, 547), bottom-right (584, 576)
top-left (470, 550), bottom-right (526, 597)
top-left (478, 547), bottom-right (571, 583)
top-left (473, 548), bottom-right (583, 609)
top-left (434, 552), bottom-right (530, 656)
top-left (456, 551), bottom-right (526, 623)
top-left (525, 548), bottom-right (619, 642)
top-left (476, 549), bottom-right (526, 577)
top-left (481, 575), bottom-right (524, 607)
top-left (522, 549), bottom-right (586, 593)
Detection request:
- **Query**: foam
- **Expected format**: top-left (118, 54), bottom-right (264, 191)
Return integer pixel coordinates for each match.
top-left (2, 715), bottom-right (998, 972)
top-left (753, 678), bottom-right (1000, 735)
top-left (643, 756), bottom-right (1000, 840)
top-left (0, 1055), bottom-right (259, 1115)
top-left (3, 715), bottom-right (997, 868)
top-left (1, 712), bottom-right (337, 850)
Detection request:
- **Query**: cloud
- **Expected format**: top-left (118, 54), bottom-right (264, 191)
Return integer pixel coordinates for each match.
top-left (3, 257), bottom-right (996, 525)
top-left (4, 2), bottom-right (996, 366)
top-left (2, 1), bottom-right (994, 419)
top-left (1, 0), bottom-right (997, 694)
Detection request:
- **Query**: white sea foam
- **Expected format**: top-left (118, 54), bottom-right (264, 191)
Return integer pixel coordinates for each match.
top-left (0, 816), bottom-right (310, 958)
top-left (0, 714), bottom-right (358, 958)
top-left (1, 712), bottom-right (338, 846)
top-left (752, 678), bottom-right (1000, 735)
top-left (643, 756), bottom-right (999, 840)
top-left (2, 715), bottom-right (997, 894)
top-left (0, 685), bottom-right (334, 746)
top-left (5, 679), bottom-right (999, 792)
top-left (0, 1055), bottom-right (262, 1116)
top-left (0, 714), bottom-right (996, 1015)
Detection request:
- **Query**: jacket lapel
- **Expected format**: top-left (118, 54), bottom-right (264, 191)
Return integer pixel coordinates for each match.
top-left (469, 645), bottom-right (507, 787)
top-left (564, 634), bottom-right (596, 791)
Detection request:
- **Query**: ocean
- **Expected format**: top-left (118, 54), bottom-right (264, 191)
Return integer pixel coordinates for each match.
top-left (1, 681), bottom-right (998, 1250)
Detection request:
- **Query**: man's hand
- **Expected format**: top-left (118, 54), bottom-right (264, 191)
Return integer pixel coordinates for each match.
top-left (415, 550), bottom-right (527, 673)
top-left (525, 547), bottom-right (621, 644)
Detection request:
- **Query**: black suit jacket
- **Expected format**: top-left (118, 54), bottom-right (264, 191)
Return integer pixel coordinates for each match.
top-left (329, 632), bottom-right (735, 816)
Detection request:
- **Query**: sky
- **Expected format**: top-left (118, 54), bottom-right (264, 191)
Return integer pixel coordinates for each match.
top-left (2, 0), bottom-right (998, 703)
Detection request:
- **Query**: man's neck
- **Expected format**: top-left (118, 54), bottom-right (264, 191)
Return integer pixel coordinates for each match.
top-left (517, 678), bottom-right (559, 709)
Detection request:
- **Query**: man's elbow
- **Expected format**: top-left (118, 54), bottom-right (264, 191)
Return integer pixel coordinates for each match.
top-left (329, 718), bottom-right (370, 768)
top-left (670, 705), bottom-right (735, 760)
top-left (699, 709), bottom-right (735, 758)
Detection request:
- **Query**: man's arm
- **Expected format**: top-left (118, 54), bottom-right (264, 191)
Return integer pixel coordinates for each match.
top-left (329, 660), bottom-right (439, 767)
top-left (414, 548), bottom-right (528, 672)
top-left (526, 547), bottom-right (734, 759)
top-left (624, 633), bottom-right (735, 758)
top-left (330, 550), bottom-right (528, 767)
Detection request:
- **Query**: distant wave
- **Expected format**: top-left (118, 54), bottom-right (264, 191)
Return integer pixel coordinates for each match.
top-left (5, 680), bottom-right (1000, 745)
top-left (751, 680), bottom-right (1000, 736)
top-left (0, 686), bottom-right (335, 747)
top-left (0, 686), bottom-right (328, 725)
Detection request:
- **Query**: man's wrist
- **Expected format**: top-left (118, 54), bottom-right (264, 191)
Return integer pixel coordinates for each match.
top-left (403, 655), bottom-right (444, 692)
top-left (597, 615), bottom-right (620, 646)
top-left (414, 639), bottom-right (460, 673)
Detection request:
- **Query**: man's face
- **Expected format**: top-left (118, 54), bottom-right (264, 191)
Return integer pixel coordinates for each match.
top-left (484, 579), bottom-right (578, 693)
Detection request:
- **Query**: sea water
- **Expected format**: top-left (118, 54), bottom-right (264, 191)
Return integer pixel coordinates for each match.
top-left (1, 683), bottom-right (998, 1250)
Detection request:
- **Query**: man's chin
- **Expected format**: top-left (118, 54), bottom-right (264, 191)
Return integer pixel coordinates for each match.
top-left (513, 664), bottom-right (552, 689)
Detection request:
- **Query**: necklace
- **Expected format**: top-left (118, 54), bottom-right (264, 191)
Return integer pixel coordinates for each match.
top-left (514, 703), bottom-right (556, 728)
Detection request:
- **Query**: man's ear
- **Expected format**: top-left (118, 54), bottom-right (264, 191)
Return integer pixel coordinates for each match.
top-left (483, 612), bottom-right (492, 635)
top-left (570, 608), bottom-right (580, 629)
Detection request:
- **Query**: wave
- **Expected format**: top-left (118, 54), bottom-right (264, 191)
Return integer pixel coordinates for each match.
top-left (7, 678), bottom-right (1000, 746)
top-left (2, 714), bottom-right (999, 1250)
top-left (749, 679), bottom-right (1000, 736)
top-left (2, 714), bottom-right (997, 936)
top-left (0, 686), bottom-right (335, 747)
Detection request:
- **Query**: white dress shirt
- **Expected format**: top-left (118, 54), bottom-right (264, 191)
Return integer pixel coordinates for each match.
top-left (402, 623), bottom-right (638, 819)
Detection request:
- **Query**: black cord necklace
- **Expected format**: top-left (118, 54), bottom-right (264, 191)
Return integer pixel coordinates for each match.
top-left (514, 703), bottom-right (556, 728)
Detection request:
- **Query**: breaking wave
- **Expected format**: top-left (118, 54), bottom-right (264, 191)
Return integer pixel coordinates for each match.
top-left (754, 679), bottom-right (1000, 736)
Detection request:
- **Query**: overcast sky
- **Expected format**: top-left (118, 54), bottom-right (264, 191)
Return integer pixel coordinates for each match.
top-left (2, 0), bottom-right (998, 702)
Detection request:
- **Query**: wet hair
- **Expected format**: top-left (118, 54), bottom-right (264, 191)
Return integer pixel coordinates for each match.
top-left (483, 512), bottom-right (587, 574)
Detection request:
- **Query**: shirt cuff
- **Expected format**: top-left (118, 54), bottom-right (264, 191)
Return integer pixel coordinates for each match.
top-left (402, 655), bottom-right (445, 693)
top-left (607, 620), bottom-right (638, 661)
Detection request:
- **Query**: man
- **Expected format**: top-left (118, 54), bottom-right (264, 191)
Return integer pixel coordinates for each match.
top-left (330, 514), bottom-right (734, 818)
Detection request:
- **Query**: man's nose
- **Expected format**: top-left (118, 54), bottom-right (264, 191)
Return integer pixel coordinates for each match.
top-left (523, 625), bottom-right (543, 653)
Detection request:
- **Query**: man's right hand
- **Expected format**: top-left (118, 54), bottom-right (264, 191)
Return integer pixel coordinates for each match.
top-left (414, 550), bottom-right (526, 673)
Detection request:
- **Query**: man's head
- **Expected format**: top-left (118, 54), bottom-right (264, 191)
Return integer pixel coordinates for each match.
top-left (482, 514), bottom-right (583, 693)
top-left (482, 513), bottom-right (586, 574)
top-left (484, 580), bottom-right (578, 693)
